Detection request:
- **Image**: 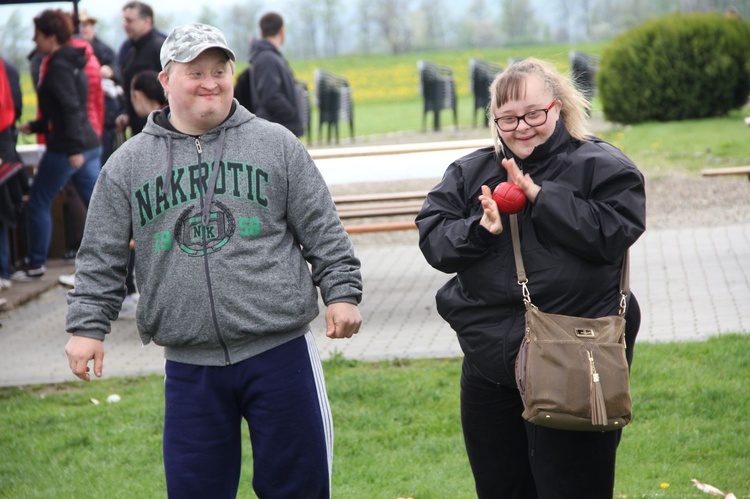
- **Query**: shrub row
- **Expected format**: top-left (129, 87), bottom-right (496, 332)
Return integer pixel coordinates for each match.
top-left (598, 13), bottom-right (750, 124)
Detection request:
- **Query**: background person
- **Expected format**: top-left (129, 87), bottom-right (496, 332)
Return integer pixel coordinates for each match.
top-left (77, 8), bottom-right (123, 164)
top-left (115, 1), bottom-right (165, 138)
top-left (13, 9), bottom-right (101, 281)
top-left (62, 34), bottom-right (103, 263)
top-left (249, 11), bottom-right (304, 137)
top-left (416, 57), bottom-right (646, 498)
top-left (119, 69), bottom-right (167, 316)
top-left (129, 68), bottom-right (166, 116)
top-left (64, 23), bottom-right (362, 498)
top-left (0, 55), bottom-right (25, 293)
top-left (58, 70), bottom-right (166, 303)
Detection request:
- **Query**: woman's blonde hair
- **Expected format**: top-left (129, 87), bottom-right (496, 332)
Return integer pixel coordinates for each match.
top-left (488, 57), bottom-right (590, 154)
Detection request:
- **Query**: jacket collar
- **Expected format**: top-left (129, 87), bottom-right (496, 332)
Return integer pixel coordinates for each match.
top-left (500, 118), bottom-right (571, 170)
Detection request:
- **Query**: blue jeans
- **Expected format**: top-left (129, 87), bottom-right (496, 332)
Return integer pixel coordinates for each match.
top-left (25, 147), bottom-right (101, 267)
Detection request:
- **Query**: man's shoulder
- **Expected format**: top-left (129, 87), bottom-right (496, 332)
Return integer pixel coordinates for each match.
top-left (151, 29), bottom-right (168, 43)
top-left (92, 38), bottom-right (116, 60)
top-left (143, 29), bottom-right (167, 50)
top-left (252, 46), bottom-right (284, 65)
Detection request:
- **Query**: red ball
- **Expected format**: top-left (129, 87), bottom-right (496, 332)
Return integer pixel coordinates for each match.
top-left (492, 182), bottom-right (527, 214)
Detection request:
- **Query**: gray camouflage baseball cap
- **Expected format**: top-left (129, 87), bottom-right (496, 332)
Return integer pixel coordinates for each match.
top-left (160, 23), bottom-right (236, 69)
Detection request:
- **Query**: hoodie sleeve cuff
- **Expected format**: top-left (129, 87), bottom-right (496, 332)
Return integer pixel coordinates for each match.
top-left (68, 330), bottom-right (107, 342)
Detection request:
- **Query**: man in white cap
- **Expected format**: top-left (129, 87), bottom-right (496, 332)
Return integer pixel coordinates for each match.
top-left (64, 23), bottom-right (362, 498)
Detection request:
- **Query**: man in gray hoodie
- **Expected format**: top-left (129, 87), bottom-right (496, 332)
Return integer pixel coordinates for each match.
top-left (64, 23), bottom-right (362, 498)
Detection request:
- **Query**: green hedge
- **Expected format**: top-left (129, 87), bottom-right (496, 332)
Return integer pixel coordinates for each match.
top-left (597, 13), bottom-right (750, 124)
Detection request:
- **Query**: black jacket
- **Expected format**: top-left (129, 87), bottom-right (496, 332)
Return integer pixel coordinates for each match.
top-left (120, 29), bottom-right (165, 135)
top-left (29, 45), bottom-right (99, 155)
top-left (416, 120), bottom-right (646, 385)
top-left (248, 40), bottom-right (303, 137)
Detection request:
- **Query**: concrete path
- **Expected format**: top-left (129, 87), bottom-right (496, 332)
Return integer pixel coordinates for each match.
top-left (1, 221), bottom-right (749, 387)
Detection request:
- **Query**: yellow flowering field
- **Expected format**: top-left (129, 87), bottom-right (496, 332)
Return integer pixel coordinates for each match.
top-left (288, 43), bottom-right (607, 105)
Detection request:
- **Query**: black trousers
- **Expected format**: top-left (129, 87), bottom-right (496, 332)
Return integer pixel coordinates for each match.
top-left (461, 359), bottom-right (623, 498)
top-left (460, 296), bottom-right (642, 498)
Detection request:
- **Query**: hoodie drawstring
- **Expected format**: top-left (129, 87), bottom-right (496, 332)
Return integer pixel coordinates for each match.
top-left (162, 127), bottom-right (227, 223)
top-left (202, 127), bottom-right (227, 226)
top-left (164, 134), bottom-right (175, 199)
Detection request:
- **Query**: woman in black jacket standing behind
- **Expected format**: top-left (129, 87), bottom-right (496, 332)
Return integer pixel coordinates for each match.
top-left (416, 58), bottom-right (646, 498)
top-left (13, 9), bottom-right (100, 281)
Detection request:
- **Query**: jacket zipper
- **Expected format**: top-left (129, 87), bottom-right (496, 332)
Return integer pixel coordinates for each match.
top-left (194, 137), bottom-right (231, 365)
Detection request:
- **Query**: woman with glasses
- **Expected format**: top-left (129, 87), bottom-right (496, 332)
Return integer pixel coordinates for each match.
top-left (416, 58), bottom-right (646, 498)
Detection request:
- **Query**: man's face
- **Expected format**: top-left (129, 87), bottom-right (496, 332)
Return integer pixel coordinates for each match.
top-left (80, 21), bottom-right (96, 42)
top-left (159, 48), bottom-right (234, 135)
top-left (122, 8), bottom-right (151, 41)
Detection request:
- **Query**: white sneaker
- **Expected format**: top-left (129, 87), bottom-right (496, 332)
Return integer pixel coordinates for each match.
top-left (11, 265), bottom-right (46, 281)
top-left (117, 293), bottom-right (140, 320)
top-left (58, 274), bottom-right (76, 288)
top-left (0, 278), bottom-right (11, 290)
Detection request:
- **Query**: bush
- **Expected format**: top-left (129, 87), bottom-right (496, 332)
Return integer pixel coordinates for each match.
top-left (597, 13), bottom-right (750, 124)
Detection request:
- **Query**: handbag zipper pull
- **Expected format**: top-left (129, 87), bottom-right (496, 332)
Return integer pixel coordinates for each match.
top-left (588, 350), bottom-right (608, 426)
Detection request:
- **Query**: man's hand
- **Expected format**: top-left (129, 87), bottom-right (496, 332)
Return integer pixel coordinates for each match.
top-left (325, 302), bottom-right (362, 339)
top-left (65, 336), bottom-right (105, 381)
top-left (69, 153), bottom-right (84, 169)
top-left (115, 114), bottom-right (129, 133)
top-left (100, 65), bottom-right (114, 79)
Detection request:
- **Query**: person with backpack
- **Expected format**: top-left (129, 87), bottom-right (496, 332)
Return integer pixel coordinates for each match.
top-left (233, 40), bottom-right (254, 113)
top-left (249, 13), bottom-right (304, 137)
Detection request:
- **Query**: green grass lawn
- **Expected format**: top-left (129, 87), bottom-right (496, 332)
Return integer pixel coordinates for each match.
top-left (1, 335), bottom-right (748, 498)
top-left (597, 109), bottom-right (750, 176)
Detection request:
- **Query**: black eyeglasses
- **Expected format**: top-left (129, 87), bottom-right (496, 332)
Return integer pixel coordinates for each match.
top-left (493, 100), bottom-right (557, 132)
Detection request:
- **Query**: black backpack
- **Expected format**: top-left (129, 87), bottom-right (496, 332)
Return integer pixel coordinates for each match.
top-left (234, 67), bottom-right (254, 113)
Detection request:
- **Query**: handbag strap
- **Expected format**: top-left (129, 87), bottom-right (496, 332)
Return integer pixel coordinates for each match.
top-left (509, 214), bottom-right (630, 316)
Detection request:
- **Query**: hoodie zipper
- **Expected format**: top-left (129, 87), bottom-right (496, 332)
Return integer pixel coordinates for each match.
top-left (194, 137), bottom-right (231, 365)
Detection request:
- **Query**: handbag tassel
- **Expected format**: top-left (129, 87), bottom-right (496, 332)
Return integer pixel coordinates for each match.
top-left (588, 351), bottom-right (608, 426)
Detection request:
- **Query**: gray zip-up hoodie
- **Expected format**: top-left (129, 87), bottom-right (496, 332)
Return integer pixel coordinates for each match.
top-left (66, 103), bottom-right (362, 366)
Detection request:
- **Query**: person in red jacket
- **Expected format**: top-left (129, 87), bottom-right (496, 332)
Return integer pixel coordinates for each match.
top-left (58, 37), bottom-right (104, 261)
top-left (69, 37), bottom-right (104, 138)
top-left (0, 55), bottom-right (25, 297)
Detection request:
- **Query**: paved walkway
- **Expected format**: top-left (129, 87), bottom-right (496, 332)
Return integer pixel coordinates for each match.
top-left (1, 221), bottom-right (749, 387)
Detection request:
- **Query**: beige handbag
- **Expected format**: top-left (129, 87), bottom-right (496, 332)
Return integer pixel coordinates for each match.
top-left (510, 214), bottom-right (632, 431)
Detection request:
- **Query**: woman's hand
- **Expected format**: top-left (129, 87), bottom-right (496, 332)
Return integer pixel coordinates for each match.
top-left (479, 185), bottom-right (503, 234)
top-left (69, 154), bottom-right (84, 169)
top-left (502, 157), bottom-right (541, 203)
top-left (19, 122), bottom-right (32, 135)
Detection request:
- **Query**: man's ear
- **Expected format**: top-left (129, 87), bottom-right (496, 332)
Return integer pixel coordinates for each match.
top-left (158, 70), bottom-right (170, 99)
top-left (158, 70), bottom-right (169, 88)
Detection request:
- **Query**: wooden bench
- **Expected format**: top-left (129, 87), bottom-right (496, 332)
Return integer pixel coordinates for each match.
top-left (701, 166), bottom-right (750, 180)
top-left (309, 138), bottom-right (492, 234)
top-left (333, 191), bottom-right (428, 234)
